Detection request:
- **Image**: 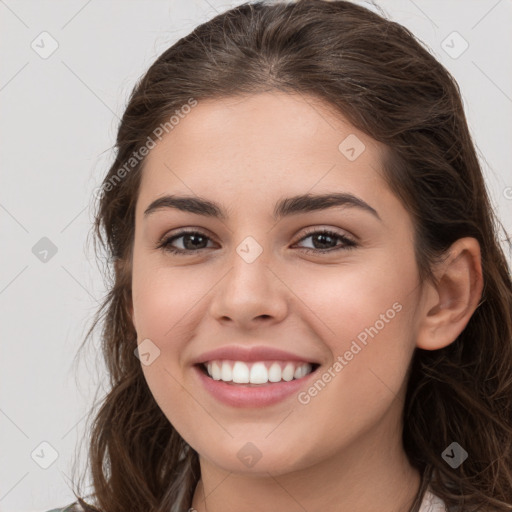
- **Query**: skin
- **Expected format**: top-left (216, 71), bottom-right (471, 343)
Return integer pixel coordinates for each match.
top-left (128, 91), bottom-right (483, 512)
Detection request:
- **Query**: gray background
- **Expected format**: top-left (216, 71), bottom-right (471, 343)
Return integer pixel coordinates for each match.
top-left (1, 1), bottom-right (511, 511)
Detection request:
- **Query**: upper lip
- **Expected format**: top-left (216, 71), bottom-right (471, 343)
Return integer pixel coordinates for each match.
top-left (191, 345), bottom-right (321, 366)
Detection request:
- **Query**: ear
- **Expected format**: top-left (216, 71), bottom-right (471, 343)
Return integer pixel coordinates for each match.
top-left (416, 237), bottom-right (483, 350)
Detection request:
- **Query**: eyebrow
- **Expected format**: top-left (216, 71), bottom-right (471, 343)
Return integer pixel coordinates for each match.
top-left (143, 192), bottom-right (381, 222)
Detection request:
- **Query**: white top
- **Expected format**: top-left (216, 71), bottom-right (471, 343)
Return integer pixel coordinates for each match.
top-left (419, 487), bottom-right (448, 511)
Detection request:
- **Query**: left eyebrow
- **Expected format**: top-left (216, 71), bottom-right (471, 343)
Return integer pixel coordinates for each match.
top-left (143, 192), bottom-right (381, 222)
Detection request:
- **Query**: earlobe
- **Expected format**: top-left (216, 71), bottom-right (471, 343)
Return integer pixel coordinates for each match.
top-left (416, 237), bottom-right (483, 351)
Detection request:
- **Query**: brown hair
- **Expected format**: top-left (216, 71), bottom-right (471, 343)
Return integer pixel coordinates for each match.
top-left (68, 1), bottom-right (512, 511)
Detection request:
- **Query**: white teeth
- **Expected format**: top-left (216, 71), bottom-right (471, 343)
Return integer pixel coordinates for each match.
top-left (249, 362), bottom-right (268, 384)
top-left (232, 361), bottom-right (250, 383)
top-left (268, 362), bottom-right (282, 382)
top-left (282, 362), bottom-right (295, 382)
top-left (221, 361), bottom-right (232, 381)
top-left (211, 361), bottom-right (222, 381)
top-left (203, 360), bottom-right (314, 384)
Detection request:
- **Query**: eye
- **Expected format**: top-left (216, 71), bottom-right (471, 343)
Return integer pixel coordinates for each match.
top-left (157, 228), bottom-right (357, 255)
top-left (157, 229), bottom-right (215, 254)
top-left (294, 228), bottom-right (357, 254)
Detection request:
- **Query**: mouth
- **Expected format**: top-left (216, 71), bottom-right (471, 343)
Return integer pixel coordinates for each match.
top-left (196, 360), bottom-right (321, 386)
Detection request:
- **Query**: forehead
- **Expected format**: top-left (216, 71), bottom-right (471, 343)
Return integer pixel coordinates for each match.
top-left (137, 92), bottom-right (390, 212)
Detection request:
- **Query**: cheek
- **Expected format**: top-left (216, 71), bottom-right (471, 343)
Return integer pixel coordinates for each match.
top-left (131, 260), bottom-right (210, 341)
top-left (289, 250), bottom-right (418, 342)
top-left (131, 265), bottom-right (205, 428)
top-left (131, 261), bottom-right (221, 415)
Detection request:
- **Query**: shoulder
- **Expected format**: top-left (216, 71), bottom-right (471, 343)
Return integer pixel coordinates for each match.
top-left (419, 488), bottom-right (503, 512)
top-left (419, 487), bottom-right (449, 511)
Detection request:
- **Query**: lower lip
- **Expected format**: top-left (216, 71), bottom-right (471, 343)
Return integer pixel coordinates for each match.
top-left (193, 364), bottom-right (317, 408)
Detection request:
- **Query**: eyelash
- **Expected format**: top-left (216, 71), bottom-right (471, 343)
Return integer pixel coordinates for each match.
top-left (156, 228), bottom-right (358, 255)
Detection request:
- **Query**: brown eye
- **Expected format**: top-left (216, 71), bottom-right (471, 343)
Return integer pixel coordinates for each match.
top-left (157, 230), bottom-right (214, 254)
top-left (295, 229), bottom-right (357, 253)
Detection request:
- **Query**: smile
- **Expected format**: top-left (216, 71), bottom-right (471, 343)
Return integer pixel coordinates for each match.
top-left (194, 360), bottom-right (321, 408)
top-left (202, 360), bottom-right (317, 385)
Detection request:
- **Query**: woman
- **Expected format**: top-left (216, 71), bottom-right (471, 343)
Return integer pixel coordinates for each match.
top-left (47, 1), bottom-right (512, 511)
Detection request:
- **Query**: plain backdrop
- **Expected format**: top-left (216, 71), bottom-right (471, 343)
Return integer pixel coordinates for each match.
top-left (1, 1), bottom-right (511, 511)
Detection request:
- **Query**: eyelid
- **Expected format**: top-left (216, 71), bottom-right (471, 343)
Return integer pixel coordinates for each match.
top-left (296, 225), bottom-right (356, 243)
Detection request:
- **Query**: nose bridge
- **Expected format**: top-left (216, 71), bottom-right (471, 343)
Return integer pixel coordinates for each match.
top-left (224, 233), bottom-right (272, 302)
top-left (208, 233), bottom-right (288, 325)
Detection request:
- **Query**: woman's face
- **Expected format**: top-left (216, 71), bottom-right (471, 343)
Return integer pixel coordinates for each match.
top-left (130, 92), bottom-right (427, 475)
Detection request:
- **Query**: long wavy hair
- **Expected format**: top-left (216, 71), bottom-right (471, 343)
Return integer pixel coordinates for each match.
top-left (66, 1), bottom-right (512, 511)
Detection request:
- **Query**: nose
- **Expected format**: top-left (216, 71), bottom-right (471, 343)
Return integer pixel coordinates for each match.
top-left (208, 244), bottom-right (289, 329)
